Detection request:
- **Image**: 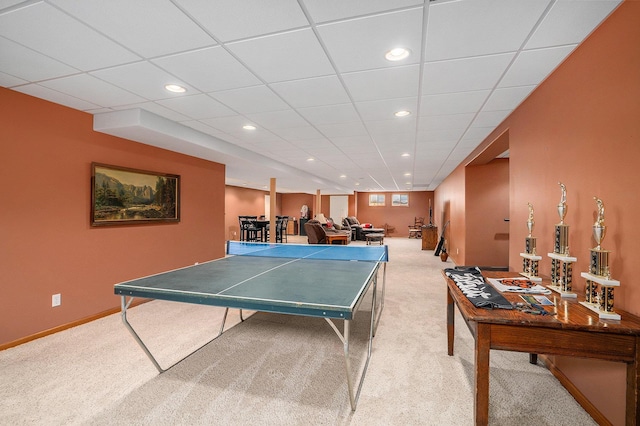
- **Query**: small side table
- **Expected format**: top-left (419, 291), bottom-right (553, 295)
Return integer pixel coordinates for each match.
top-left (326, 234), bottom-right (348, 245)
top-left (365, 233), bottom-right (384, 245)
top-left (421, 226), bottom-right (438, 250)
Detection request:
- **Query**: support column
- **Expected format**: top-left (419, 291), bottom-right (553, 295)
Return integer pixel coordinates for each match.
top-left (270, 178), bottom-right (276, 243)
top-left (316, 189), bottom-right (321, 218)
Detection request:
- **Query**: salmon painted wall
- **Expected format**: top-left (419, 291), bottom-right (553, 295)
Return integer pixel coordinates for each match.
top-left (434, 3), bottom-right (639, 424)
top-left (281, 193), bottom-right (314, 221)
top-left (355, 191), bottom-right (432, 237)
top-left (224, 185), bottom-right (270, 240)
top-left (1, 88), bottom-right (226, 346)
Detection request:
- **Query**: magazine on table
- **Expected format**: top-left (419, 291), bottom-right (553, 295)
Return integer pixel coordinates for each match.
top-left (487, 277), bottom-right (551, 294)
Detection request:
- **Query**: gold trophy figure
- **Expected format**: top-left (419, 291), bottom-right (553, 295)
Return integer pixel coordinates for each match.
top-left (593, 197), bottom-right (606, 251)
top-left (557, 182), bottom-right (567, 225)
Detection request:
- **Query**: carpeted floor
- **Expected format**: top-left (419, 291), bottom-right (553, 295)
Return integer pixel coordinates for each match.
top-left (0, 236), bottom-right (596, 425)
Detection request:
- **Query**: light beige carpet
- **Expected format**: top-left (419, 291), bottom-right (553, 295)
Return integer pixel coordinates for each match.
top-left (0, 237), bottom-right (596, 425)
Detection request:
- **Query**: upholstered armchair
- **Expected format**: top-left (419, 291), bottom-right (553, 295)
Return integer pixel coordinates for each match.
top-left (304, 220), bottom-right (327, 244)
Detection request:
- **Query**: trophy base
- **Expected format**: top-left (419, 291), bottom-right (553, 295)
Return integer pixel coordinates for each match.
top-left (548, 285), bottom-right (577, 298)
top-left (519, 253), bottom-right (542, 261)
top-left (580, 272), bottom-right (620, 287)
top-left (519, 272), bottom-right (542, 282)
top-left (579, 301), bottom-right (621, 320)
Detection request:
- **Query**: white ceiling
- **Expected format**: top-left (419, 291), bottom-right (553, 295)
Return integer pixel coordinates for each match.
top-left (0, 0), bottom-right (621, 194)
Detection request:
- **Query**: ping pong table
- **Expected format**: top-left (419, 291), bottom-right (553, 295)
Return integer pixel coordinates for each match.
top-left (115, 241), bottom-right (389, 410)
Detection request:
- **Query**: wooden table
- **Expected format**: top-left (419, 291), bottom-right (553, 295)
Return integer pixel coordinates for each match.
top-left (326, 234), bottom-right (348, 245)
top-left (444, 270), bottom-right (640, 426)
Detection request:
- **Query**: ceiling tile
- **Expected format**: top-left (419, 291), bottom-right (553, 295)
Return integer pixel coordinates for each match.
top-left (227, 29), bottom-right (334, 83)
top-left (317, 122), bottom-right (368, 138)
top-left (39, 74), bottom-right (145, 107)
top-left (13, 83), bottom-right (101, 110)
top-left (420, 90), bottom-right (491, 116)
top-left (271, 126), bottom-right (325, 141)
top-left (374, 132), bottom-right (415, 146)
top-left (417, 127), bottom-right (466, 143)
top-left (422, 53), bottom-right (515, 95)
top-left (343, 65), bottom-right (420, 102)
top-left (156, 93), bottom-right (236, 120)
top-left (356, 97), bottom-right (418, 122)
top-left (175, 0), bottom-right (309, 42)
top-left (152, 46), bottom-right (262, 93)
top-left (526, 0), bottom-right (622, 49)
top-left (499, 45), bottom-right (576, 88)
top-left (330, 134), bottom-right (373, 150)
top-left (201, 115), bottom-right (255, 133)
top-left (0, 37), bottom-right (78, 82)
top-left (50, 0), bottom-right (215, 58)
top-left (366, 117), bottom-right (417, 136)
top-left (317, 8), bottom-right (422, 73)
top-left (297, 103), bottom-right (360, 126)
top-left (245, 109), bottom-right (308, 130)
top-left (462, 127), bottom-right (494, 144)
top-left (302, 0), bottom-right (423, 23)
top-left (0, 2), bottom-right (139, 70)
top-left (471, 110), bottom-right (511, 128)
top-left (210, 85), bottom-right (289, 114)
top-left (91, 61), bottom-right (197, 101)
top-left (270, 75), bottom-right (350, 108)
top-left (0, 71), bottom-right (27, 87)
top-left (0, 1), bottom-right (24, 9)
top-left (425, 0), bottom-right (549, 61)
top-left (419, 113), bottom-right (475, 132)
top-left (483, 86), bottom-right (536, 112)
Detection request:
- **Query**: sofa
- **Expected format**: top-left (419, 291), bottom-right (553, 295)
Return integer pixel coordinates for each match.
top-left (304, 219), bottom-right (351, 244)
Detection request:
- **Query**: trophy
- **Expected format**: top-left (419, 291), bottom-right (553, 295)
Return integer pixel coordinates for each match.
top-left (555, 182), bottom-right (570, 255)
top-left (580, 197), bottom-right (620, 319)
top-left (547, 182), bottom-right (577, 297)
top-left (520, 203), bottom-right (541, 280)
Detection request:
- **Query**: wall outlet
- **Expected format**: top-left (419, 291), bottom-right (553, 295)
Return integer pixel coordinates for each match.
top-left (52, 293), bottom-right (61, 307)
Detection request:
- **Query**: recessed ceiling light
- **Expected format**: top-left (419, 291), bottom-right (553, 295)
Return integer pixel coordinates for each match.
top-left (164, 84), bottom-right (186, 93)
top-left (404, 172), bottom-right (411, 177)
top-left (307, 158), bottom-right (315, 162)
top-left (355, 182), bottom-right (360, 186)
top-left (402, 153), bottom-right (410, 157)
top-left (394, 110), bottom-right (411, 117)
top-left (340, 174), bottom-right (346, 178)
top-left (242, 125), bottom-right (256, 130)
top-left (385, 47), bottom-right (410, 61)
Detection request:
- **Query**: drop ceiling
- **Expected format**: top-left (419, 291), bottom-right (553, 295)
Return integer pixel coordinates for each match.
top-left (0, 0), bottom-right (621, 194)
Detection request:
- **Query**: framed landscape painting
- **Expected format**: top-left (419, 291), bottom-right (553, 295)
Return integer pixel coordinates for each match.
top-left (91, 163), bottom-right (180, 226)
